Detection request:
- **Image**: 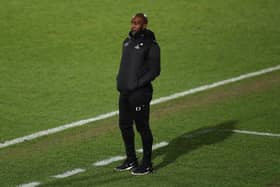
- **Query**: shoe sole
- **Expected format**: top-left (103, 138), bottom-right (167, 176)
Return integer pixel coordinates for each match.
top-left (131, 171), bottom-right (152, 175)
top-left (114, 166), bottom-right (135, 172)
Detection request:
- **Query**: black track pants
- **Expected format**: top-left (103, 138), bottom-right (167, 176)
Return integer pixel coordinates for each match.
top-left (118, 86), bottom-right (153, 165)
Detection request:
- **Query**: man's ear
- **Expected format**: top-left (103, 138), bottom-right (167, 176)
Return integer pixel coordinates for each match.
top-left (143, 24), bottom-right (147, 29)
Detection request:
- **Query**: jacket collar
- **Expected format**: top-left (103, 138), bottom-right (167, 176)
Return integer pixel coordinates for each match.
top-left (128, 29), bottom-right (155, 41)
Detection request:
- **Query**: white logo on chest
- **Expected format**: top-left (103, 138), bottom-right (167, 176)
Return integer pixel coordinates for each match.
top-left (134, 44), bottom-right (140, 50)
top-left (134, 42), bottom-right (144, 50)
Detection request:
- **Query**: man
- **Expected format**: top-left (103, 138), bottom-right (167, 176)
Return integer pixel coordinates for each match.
top-left (115, 13), bottom-right (161, 175)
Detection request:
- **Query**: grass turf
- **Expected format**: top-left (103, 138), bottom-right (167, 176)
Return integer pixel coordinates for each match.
top-left (1, 0), bottom-right (280, 141)
top-left (0, 72), bottom-right (279, 186)
top-left (0, 0), bottom-right (280, 186)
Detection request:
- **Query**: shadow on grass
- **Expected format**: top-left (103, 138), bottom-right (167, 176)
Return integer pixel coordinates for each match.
top-left (41, 120), bottom-right (237, 186)
top-left (153, 120), bottom-right (238, 170)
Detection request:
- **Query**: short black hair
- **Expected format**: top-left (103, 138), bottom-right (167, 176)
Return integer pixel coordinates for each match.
top-left (132, 13), bottom-right (148, 24)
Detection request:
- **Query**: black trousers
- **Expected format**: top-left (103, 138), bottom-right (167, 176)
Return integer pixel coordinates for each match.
top-left (118, 85), bottom-right (153, 165)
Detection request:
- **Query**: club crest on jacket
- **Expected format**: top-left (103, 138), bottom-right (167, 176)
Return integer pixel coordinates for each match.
top-left (124, 42), bottom-right (129, 47)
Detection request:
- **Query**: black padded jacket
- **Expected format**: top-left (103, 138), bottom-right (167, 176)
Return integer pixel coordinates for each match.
top-left (117, 29), bottom-right (160, 93)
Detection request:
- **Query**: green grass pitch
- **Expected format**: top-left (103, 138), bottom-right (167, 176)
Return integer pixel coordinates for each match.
top-left (0, 0), bottom-right (279, 186)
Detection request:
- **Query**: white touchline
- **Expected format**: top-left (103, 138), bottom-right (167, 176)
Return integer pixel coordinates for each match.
top-left (93, 156), bottom-right (126, 166)
top-left (229, 129), bottom-right (280, 137)
top-left (1, 64), bottom-right (280, 149)
top-left (93, 141), bottom-right (169, 167)
top-left (137, 141), bottom-right (169, 153)
top-left (182, 128), bottom-right (280, 138)
top-left (17, 182), bottom-right (41, 187)
top-left (52, 168), bottom-right (86, 179)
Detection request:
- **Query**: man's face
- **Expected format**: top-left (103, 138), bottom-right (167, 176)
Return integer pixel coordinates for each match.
top-left (131, 16), bottom-right (147, 33)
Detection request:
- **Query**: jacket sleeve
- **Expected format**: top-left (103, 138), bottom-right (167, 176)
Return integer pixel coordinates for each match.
top-left (138, 43), bottom-right (161, 88)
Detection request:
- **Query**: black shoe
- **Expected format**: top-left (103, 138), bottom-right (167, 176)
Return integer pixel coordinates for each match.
top-left (131, 163), bottom-right (153, 175)
top-left (114, 159), bottom-right (138, 171)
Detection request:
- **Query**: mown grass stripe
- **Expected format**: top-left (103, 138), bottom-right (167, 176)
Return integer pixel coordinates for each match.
top-left (1, 64), bottom-right (280, 149)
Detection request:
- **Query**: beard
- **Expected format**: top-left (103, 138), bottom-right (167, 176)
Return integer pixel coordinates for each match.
top-left (131, 25), bottom-right (145, 36)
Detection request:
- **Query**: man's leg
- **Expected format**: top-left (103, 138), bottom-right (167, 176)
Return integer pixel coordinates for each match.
top-left (118, 93), bottom-right (137, 161)
top-left (135, 103), bottom-right (153, 166)
top-left (115, 93), bottom-right (138, 171)
top-left (130, 90), bottom-right (153, 166)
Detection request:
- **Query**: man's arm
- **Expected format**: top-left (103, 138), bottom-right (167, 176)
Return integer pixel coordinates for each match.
top-left (138, 43), bottom-right (161, 88)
